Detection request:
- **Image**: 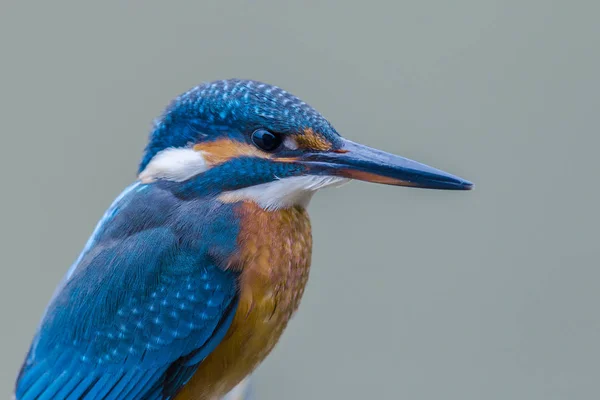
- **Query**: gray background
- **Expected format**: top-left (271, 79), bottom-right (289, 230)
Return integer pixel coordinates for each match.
top-left (1, 1), bottom-right (598, 399)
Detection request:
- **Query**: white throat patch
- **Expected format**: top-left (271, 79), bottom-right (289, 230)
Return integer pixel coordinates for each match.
top-left (219, 175), bottom-right (349, 210)
top-left (139, 147), bottom-right (350, 210)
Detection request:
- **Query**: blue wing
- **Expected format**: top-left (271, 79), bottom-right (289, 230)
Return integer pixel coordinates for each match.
top-left (16, 182), bottom-right (241, 400)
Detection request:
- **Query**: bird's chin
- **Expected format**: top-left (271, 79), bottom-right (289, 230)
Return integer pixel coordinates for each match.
top-left (218, 175), bottom-right (350, 211)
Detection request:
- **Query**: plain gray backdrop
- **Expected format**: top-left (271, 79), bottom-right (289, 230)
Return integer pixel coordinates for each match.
top-left (1, 1), bottom-right (598, 399)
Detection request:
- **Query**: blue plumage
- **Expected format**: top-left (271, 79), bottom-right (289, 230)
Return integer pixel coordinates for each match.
top-left (140, 79), bottom-right (341, 172)
top-left (16, 78), bottom-right (472, 400)
top-left (16, 183), bottom-right (241, 399)
top-left (171, 157), bottom-right (307, 199)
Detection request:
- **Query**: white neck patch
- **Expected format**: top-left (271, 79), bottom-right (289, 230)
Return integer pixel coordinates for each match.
top-left (139, 147), bottom-right (208, 183)
top-left (219, 175), bottom-right (350, 210)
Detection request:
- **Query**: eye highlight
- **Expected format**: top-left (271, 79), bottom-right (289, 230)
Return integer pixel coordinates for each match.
top-left (251, 129), bottom-right (282, 152)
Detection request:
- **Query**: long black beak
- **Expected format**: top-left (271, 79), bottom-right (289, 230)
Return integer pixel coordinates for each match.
top-left (298, 139), bottom-right (473, 190)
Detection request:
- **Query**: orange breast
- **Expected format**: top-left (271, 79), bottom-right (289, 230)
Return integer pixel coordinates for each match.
top-left (175, 203), bottom-right (312, 400)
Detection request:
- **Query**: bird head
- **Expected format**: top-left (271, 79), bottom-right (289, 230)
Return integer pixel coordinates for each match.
top-left (138, 79), bottom-right (472, 209)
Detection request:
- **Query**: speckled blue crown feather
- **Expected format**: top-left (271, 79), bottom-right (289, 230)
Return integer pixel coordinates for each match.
top-left (140, 79), bottom-right (340, 172)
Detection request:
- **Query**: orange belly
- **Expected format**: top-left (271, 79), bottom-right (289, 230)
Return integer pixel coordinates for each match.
top-left (175, 203), bottom-right (312, 400)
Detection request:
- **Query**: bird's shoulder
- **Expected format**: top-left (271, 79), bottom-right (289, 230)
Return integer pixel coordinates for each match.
top-left (15, 182), bottom-right (242, 399)
top-left (91, 181), bottom-right (241, 253)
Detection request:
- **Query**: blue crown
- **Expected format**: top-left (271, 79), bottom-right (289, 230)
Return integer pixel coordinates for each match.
top-left (140, 79), bottom-right (340, 172)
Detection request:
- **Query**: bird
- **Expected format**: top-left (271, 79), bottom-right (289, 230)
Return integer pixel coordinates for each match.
top-left (15, 79), bottom-right (472, 400)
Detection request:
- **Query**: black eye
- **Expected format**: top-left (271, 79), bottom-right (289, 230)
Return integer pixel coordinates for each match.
top-left (251, 129), bottom-right (282, 151)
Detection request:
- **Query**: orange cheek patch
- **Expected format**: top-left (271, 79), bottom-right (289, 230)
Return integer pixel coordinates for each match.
top-left (194, 139), bottom-right (270, 166)
top-left (293, 128), bottom-right (333, 151)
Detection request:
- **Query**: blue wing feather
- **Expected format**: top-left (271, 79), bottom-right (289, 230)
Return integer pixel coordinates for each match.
top-left (16, 183), bottom-right (241, 399)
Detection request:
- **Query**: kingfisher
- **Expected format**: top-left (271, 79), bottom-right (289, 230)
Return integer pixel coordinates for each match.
top-left (15, 79), bottom-right (472, 400)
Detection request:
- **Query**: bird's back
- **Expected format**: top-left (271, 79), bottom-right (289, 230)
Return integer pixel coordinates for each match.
top-left (15, 182), bottom-right (242, 399)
